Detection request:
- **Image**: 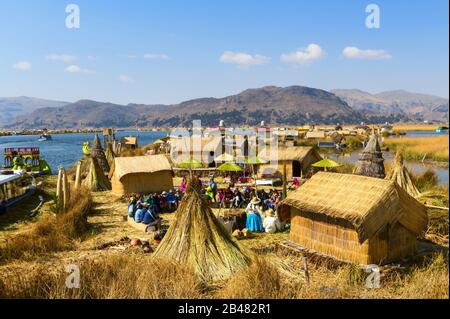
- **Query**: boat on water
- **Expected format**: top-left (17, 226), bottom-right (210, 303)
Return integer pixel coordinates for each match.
top-left (38, 133), bottom-right (52, 141)
top-left (436, 126), bottom-right (449, 133)
top-left (3, 147), bottom-right (52, 175)
top-left (0, 170), bottom-right (36, 212)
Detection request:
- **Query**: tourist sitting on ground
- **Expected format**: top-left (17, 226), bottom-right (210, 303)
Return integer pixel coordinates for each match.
top-left (245, 197), bottom-right (263, 232)
top-left (262, 208), bottom-right (281, 234)
top-left (134, 203), bottom-right (146, 223)
top-left (165, 190), bottom-right (178, 210)
top-left (158, 192), bottom-right (168, 210)
top-left (142, 205), bottom-right (161, 230)
top-left (127, 195), bottom-right (137, 217)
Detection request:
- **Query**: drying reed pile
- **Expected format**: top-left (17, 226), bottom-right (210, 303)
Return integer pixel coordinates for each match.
top-left (83, 157), bottom-right (111, 191)
top-left (153, 177), bottom-right (251, 281)
top-left (387, 150), bottom-right (421, 198)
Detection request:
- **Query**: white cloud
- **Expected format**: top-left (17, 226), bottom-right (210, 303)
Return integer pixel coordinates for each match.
top-left (47, 54), bottom-right (77, 62)
top-left (119, 75), bottom-right (134, 83)
top-left (219, 51), bottom-right (270, 68)
top-left (280, 44), bottom-right (325, 64)
top-left (144, 53), bottom-right (170, 60)
top-left (13, 61), bottom-right (32, 71)
top-left (65, 65), bottom-right (94, 73)
top-left (342, 46), bottom-right (392, 60)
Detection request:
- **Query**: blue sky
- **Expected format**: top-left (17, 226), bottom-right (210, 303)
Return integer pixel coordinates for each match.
top-left (0, 0), bottom-right (448, 104)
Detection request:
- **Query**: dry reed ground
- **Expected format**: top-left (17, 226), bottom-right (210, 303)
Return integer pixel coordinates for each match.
top-left (0, 175), bottom-right (448, 299)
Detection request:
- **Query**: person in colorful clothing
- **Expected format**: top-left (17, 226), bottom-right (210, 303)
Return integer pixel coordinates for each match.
top-left (245, 197), bottom-right (263, 232)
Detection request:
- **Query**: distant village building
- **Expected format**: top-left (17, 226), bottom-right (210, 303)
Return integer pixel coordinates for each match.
top-left (278, 172), bottom-right (428, 265)
top-left (258, 146), bottom-right (322, 179)
top-left (305, 131), bottom-right (326, 139)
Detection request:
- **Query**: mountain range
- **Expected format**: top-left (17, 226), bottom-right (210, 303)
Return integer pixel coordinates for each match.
top-left (1, 86), bottom-right (448, 129)
top-left (331, 89), bottom-right (449, 122)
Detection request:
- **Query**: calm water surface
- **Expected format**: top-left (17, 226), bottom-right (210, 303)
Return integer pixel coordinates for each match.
top-left (0, 131), bottom-right (166, 172)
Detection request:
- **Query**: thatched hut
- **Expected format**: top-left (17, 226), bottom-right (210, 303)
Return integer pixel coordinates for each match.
top-left (153, 177), bottom-right (251, 281)
top-left (387, 151), bottom-right (421, 198)
top-left (278, 172), bottom-right (428, 265)
top-left (354, 131), bottom-right (386, 179)
top-left (258, 146), bottom-right (322, 179)
top-left (110, 155), bottom-right (173, 196)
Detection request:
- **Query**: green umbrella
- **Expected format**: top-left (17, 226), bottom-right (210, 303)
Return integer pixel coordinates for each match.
top-left (312, 157), bottom-right (342, 171)
top-left (178, 159), bottom-right (204, 169)
top-left (217, 162), bottom-right (243, 172)
top-left (243, 157), bottom-right (268, 165)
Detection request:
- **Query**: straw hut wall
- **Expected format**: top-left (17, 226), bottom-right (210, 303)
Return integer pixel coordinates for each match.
top-left (110, 155), bottom-right (173, 196)
top-left (278, 172), bottom-right (428, 265)
top-left (153, 177), bottom-right (251, 281)
top-left (92, 134), bottom-right (110, 174)
top-left (387, 151), bottom-right (421, 198)
top-left (354, 132), bottom-right (386, 179)
top-left (258, 146), bottom-right (322, 179)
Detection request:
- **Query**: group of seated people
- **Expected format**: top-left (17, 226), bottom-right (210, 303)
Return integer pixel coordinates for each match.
top-left (244, 197), bottom-right (282, 234)
top-left (127, 191), bottom-right (182, 229)
top-left (200, 177), bottom-right (283, 210)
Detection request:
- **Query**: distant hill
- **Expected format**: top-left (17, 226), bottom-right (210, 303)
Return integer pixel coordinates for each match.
top-left (7, 86), bottom-right (362, 129)
top-left (5, 86), bottom-right (448, 129)
top-left (332, 89), bottom-right (449, 122)
top-left (0, 97), bottom-right (69, 126)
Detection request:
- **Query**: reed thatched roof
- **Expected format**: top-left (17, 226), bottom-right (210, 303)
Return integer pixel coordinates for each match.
top-left (112, 155), bottom-right (172, 180)
top-left (278, 172), bottom-right (427, 243)
top-left (153, 177), bottom-right (251, 281)
top-left (354, 131), bottom-right (386, 179)
top-left (265, 146), bottom-right (320, 162)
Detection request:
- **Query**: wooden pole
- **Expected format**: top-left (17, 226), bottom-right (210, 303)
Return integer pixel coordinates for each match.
top-left (56, 166), bottom-right (63, 212)
top-left (74, 160), bottom-right (82, 191)
top-left (282, 162), bottom-right (287, 200)
top-left (62, 168), bottom-right (70, 212)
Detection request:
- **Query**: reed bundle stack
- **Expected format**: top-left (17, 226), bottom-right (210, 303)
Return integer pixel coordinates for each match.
top-left (354, 130), bottom-right (386, 179)
top-left (153, 177), bottom-right (251, 281)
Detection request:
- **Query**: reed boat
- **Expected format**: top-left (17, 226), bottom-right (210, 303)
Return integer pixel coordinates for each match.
top-left (0, 170), bottom-right (36, 212)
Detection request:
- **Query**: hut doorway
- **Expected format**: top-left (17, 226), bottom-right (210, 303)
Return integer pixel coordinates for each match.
top-left (208, 151), bottom-right (216, 168)
top-left (292, 160), bottom-right (301, 177)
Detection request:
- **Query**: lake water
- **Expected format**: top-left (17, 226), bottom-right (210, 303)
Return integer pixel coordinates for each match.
top-left (0, 131), bottom-right (167, 172)
top-left (406, 130), bottom-right (449, 137)
top-left (1, 130), bottom-right (448, 186)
